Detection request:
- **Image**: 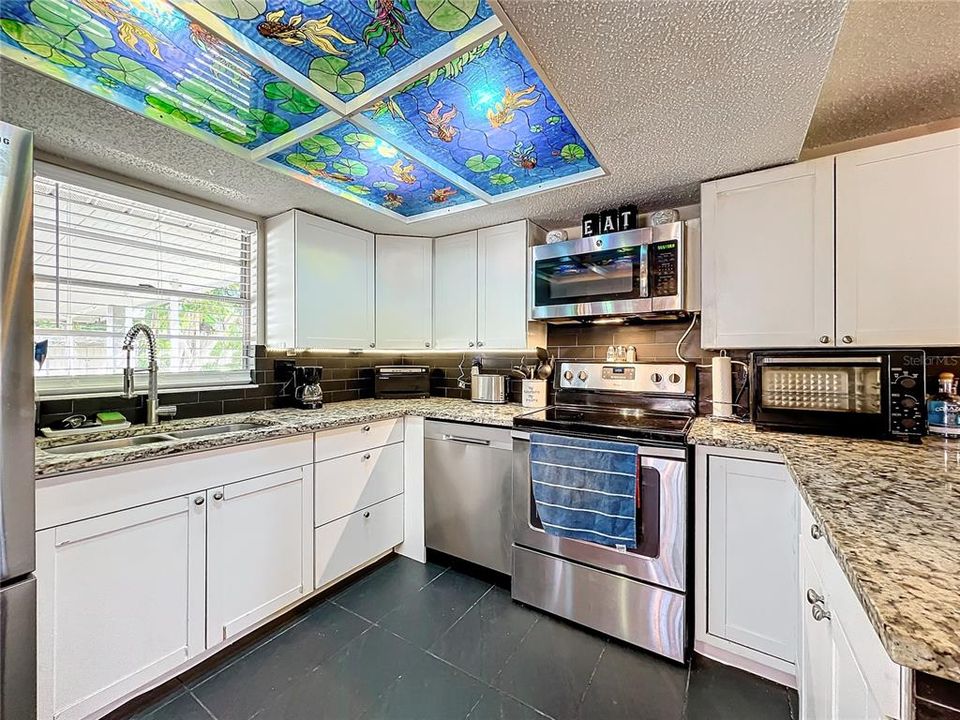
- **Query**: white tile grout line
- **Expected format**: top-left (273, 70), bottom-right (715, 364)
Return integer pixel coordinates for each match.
top-left (188, 690), bottom-right (220, 720)
top-left (428, 583), bottom-right (495, 646)
top-left (576, 642), bottom-right (607, 711)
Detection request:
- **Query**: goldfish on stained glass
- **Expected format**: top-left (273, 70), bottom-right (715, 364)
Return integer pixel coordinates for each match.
top-left (383, 192), bottom-right (403, 209)
top-left (257, 9), bottom-right (355, 55)
top-left (419, 100), bottom-right (457, 143)
top-left (486, 85), bottom-right (539, 128)
top-left (389, 160), bottom-right (416, 184)
top-left (429, 187), bottom-right (457, 203)
top-left (508, 141), bottom-right (537, 170)
top-left (76, 0), bottom-right (167, 59)
top-left (189, 22), bottom-right (221, 52)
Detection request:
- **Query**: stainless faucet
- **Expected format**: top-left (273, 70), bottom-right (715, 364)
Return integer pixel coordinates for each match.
top-left (121, 322), bottom-right (176, 426)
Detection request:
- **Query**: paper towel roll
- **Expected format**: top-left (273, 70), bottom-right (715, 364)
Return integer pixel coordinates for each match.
top-left (712, 356), bottom-right (733, 418)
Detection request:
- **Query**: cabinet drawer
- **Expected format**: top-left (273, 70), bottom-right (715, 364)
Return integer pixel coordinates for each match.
top-left (314, 495), bottom-right (403, 590)
top-left (315, 443), bottom-right (403, 526)
top-left (314, 419), bottom-right (403, 462)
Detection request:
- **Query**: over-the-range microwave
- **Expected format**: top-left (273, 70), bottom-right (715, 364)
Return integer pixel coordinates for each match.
top-left (529, 221), bottom-right (700, 321)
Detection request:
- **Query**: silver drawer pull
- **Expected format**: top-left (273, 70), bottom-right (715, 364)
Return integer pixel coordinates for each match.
top-left (362, 453), bottom-right (371, 461)
top-left (363, 511), bottom-right (370, 518)
top-left (213, 491), bottom-right (224, 501)
top-left (810, 523), bottom-right (824, 540)
top-left (361, 425), bottom-right (371, 432)
top-left (806, 588), bottom-right (824, 605)
top-left (811, 603), bottom-right (831, 622)
top-left (441, 434), bottom-right (491, 446)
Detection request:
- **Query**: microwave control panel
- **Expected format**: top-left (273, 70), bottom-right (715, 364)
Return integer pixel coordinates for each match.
top-left (888, 350), bottom-right (926, 437)
top-left (649, 241), bottom-right (679, 297)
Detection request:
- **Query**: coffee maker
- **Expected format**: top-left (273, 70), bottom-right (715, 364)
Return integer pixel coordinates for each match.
top-left (293, 366), bottom-right (323, 409)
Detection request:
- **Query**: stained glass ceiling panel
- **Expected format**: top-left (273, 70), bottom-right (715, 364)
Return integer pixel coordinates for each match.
top-left (264, 119), bottom-right (479, 217)
top-left (174, 0), bottom-right (499, 106)
top-left (0, 0), bottom-right (332, 151)
top-left (360, 33), bottom-right (601, 198)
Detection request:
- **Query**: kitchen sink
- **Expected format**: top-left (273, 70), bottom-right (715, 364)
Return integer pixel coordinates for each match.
top-left (44, 434), bottom-right (175, 454)
top-left (165, 422), bottom-right (269, 439)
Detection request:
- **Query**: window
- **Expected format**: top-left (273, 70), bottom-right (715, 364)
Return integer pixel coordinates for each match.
top-left (33, 163), bottom-right (257, 396)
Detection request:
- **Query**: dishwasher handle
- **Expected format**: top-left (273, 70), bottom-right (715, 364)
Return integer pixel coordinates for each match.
top-left (441, 434), bottom-right (491, 446)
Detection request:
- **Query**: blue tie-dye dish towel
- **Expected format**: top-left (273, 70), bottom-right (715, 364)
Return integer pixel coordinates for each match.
top-left (529, 432), bottom-right (639, 549)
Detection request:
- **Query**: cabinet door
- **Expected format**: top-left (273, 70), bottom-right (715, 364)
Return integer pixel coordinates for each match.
top-left (707, 457), bottom-right (798, 662)
top-left (433, 231), bottom-right (478, 350)
top-left (700, 159), bottom-right (835, 348)
top-left (36, 495), bottom-right (205, 720)
top-left (799, 545), bottom-right (833, 720)
top-left (477, 221), bottom-right (530, 350)
top-left (206, 467), bottom-right (313, 647)
top-left (375, 235), bottom-right (433, 350)
top-left (836, 130), bottom-right (960, 346)
top-left (294, 211), bottom-right (375, 349)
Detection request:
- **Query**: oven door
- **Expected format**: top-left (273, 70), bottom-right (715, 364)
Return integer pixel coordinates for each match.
top-left (530, 230), bottom-right (653, 319)
top-left (511, 431), bottom-right (687, 592)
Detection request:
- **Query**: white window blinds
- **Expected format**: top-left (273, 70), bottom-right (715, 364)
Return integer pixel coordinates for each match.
top-left (33, 164), bottom-right (257, 396)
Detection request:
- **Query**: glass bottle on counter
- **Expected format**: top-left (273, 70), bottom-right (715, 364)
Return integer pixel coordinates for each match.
top-left (928, 372), bottom-right (960, 437)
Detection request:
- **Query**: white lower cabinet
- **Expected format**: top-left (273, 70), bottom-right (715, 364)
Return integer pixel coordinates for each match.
top-left (315, 495), bottom-right (404, 590)
top-left (696, 450), bottom-right (798, 683)
top-left (206, 467), bottom-right (314, 647)
top-left (315, 442), bottom-right (404, 526)
top-left (36, 495), bottom-right (206, 720)
top-left (799, 501), bottom-right (907, 720)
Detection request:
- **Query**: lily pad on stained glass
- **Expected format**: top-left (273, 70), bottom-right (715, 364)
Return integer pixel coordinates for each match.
top-left (301, 134), bottom-right (342, 157)
top-left (145, 95), bottom-right (204, 125)
top-left (344, 132), bottom-right (377, 150)
top-left (416, 0), bottom-right (479, 32)
top-left (489, 173), bottom-right (514, 186)
top-left (560, 143), bottom-right (585, 162)
top-left (262, 81), bottom-right (320, 115)
top-left (334, 158), bottom-right (368, 178)
top-left (30, 0), bottom-right (113, 49)
top-left (196, 0), bottom-right (265, 20)
top-left (309, 56), bottom-right (365, 96)
top-left (286, 153), bottom-right (327, 174)
top-left (1, 19), bottom-right (84, 67)
top-left (465, 153), bottom-right (501, 173)
top-left (92, 51), bottom-right (162, 92)
top-left (346, 184), bottom-right (370, 195)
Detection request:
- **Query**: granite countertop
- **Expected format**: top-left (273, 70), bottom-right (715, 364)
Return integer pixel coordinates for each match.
top-left (690, 416), bottom-right (960, 683)
top-left (35, 398), bottom-right (531, 479)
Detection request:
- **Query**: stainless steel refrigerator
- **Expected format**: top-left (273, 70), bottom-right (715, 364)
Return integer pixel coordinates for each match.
top-left (0, 121), bottom-right (37, 720)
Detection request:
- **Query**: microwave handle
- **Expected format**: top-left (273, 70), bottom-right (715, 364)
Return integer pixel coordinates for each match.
top-left (758, 356), bottom-right (883, 366)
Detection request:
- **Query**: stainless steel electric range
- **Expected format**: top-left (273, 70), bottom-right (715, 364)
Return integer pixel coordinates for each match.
top-left (511, 360), bottom-right (696, 662)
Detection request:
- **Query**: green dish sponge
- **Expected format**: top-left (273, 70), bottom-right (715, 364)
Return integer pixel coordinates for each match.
top-left (96, 411), bottom-right (127, 425)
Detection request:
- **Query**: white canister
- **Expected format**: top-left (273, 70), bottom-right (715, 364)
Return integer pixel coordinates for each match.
top-left (522, 379), bottom-right (548, 408)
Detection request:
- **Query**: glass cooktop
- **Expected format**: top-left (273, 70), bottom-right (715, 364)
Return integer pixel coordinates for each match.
top-left (513, 405), bottom-right (693, 444)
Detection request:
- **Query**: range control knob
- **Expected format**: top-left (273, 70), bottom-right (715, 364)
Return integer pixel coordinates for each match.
top-left (901, 418), bottom-right (916, 429)
top-left (578, 370), bottom-right (589, 381)
top-left (901, 396), bottom-right (917, 409)
top-left (651, 373), bottom-right (663, 383)
top-left (668, 373), bottom-right (681, 384)
top-left (563, 370), bottom-right (574, 381)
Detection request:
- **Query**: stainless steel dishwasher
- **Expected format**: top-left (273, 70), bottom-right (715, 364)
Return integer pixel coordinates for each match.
top-left (424, 420), bottom-right (514, 575)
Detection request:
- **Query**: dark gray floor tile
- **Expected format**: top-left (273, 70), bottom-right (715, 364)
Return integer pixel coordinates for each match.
top-left (358, 647), bottom-right (486, 720)
top-left (332, 556), bottom-right (448, 622)
top-left (468, 691), bottom-right (550, 720)
top-left (787, 686), bottom-right (799, 720)
top-left (430, 587), bottom-right (539, 684)
top-left (107, 680), bottom-right (189, 720)
top-left (379, 570), bottom-right (493, 650)
top-left (495, 615), bottom-right (606, 720)
top-left (685, 654), bottom-right (792, 720)
top-left (137, 692), bottom-right (212, 720)
top-left (189, 602), bottom-right (370, 720)
top-left (577, 641), bottom-right (688, 720)
top-left (257, 626), bottom-right (423, 720)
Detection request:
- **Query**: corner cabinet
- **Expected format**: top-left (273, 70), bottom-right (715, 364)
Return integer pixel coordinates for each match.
top-left (701, 129), bottom-right (960, 349)
top-left (375, 235), bottom-right (433, 350)
top-left (835, 130), bottom-right (960, 347)
top-left (434, 221), bottom-right (547, 351)
top-left (265, 209), bottom-right (375, 349)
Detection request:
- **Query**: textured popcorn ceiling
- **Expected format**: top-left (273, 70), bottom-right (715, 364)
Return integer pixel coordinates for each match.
top-left (804, 0), bottom-right (960, 149)
top-left (0, 1), bottom-right (847, 234)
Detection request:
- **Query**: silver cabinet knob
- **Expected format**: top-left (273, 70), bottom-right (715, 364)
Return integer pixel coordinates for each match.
top-left (468, 341), bottom-right (475, 347)
top-left (363, 511), bottom-right (370, 518)
top-left (811, 603), bottom-right (831, 622)
top-left (369, 342), bottom-right (376, 348)
top-left (477, 341), bottom-right (484, 347)
top-left (806, 588), bottom-right (824, 605)
top-left (425, 341), bottom-right (431, 348)
top-left (841, 335), bottom-right (853, 344)
top-left (361, 425), bottom-right (371, 432)
top-left (213, 491), bottom-right (224, 501)
top-left (819, 335), bottom-right (830, 344)
top-left (362, 453), bottom-right (371, 461)
top-left (810, 523), bottom-right (824, 540)
top-left (194, 496), bottom-right (204, 506)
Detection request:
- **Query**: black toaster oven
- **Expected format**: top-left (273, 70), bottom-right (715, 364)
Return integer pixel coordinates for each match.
top-left (374, 366), bottom-right (430, 399)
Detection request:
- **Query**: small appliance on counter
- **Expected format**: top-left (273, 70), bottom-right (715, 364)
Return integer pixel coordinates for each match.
top-left (750, 349), bottom-right (926, 441)
top-left (293, 366), bottom-right (323, 409)
top-left (375, 366), bottom-right (430, 399)
top-left (470, 364), bottom-right (508, 404)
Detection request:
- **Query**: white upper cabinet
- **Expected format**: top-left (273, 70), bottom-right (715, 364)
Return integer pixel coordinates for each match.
top-left (433, 231), bottom-right (479, 350)
top-left (266, 210), bottom-right (375, 349)
top-left (376, 235), bottom-right (433, 350)
top-left (701, 158), bottom-right (835, 349)
top-left (835, 130), bottom-right (960, 347)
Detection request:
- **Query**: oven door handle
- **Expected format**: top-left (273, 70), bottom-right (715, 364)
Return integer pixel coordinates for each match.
top-left (759, 356), bottom-right (883, 365)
